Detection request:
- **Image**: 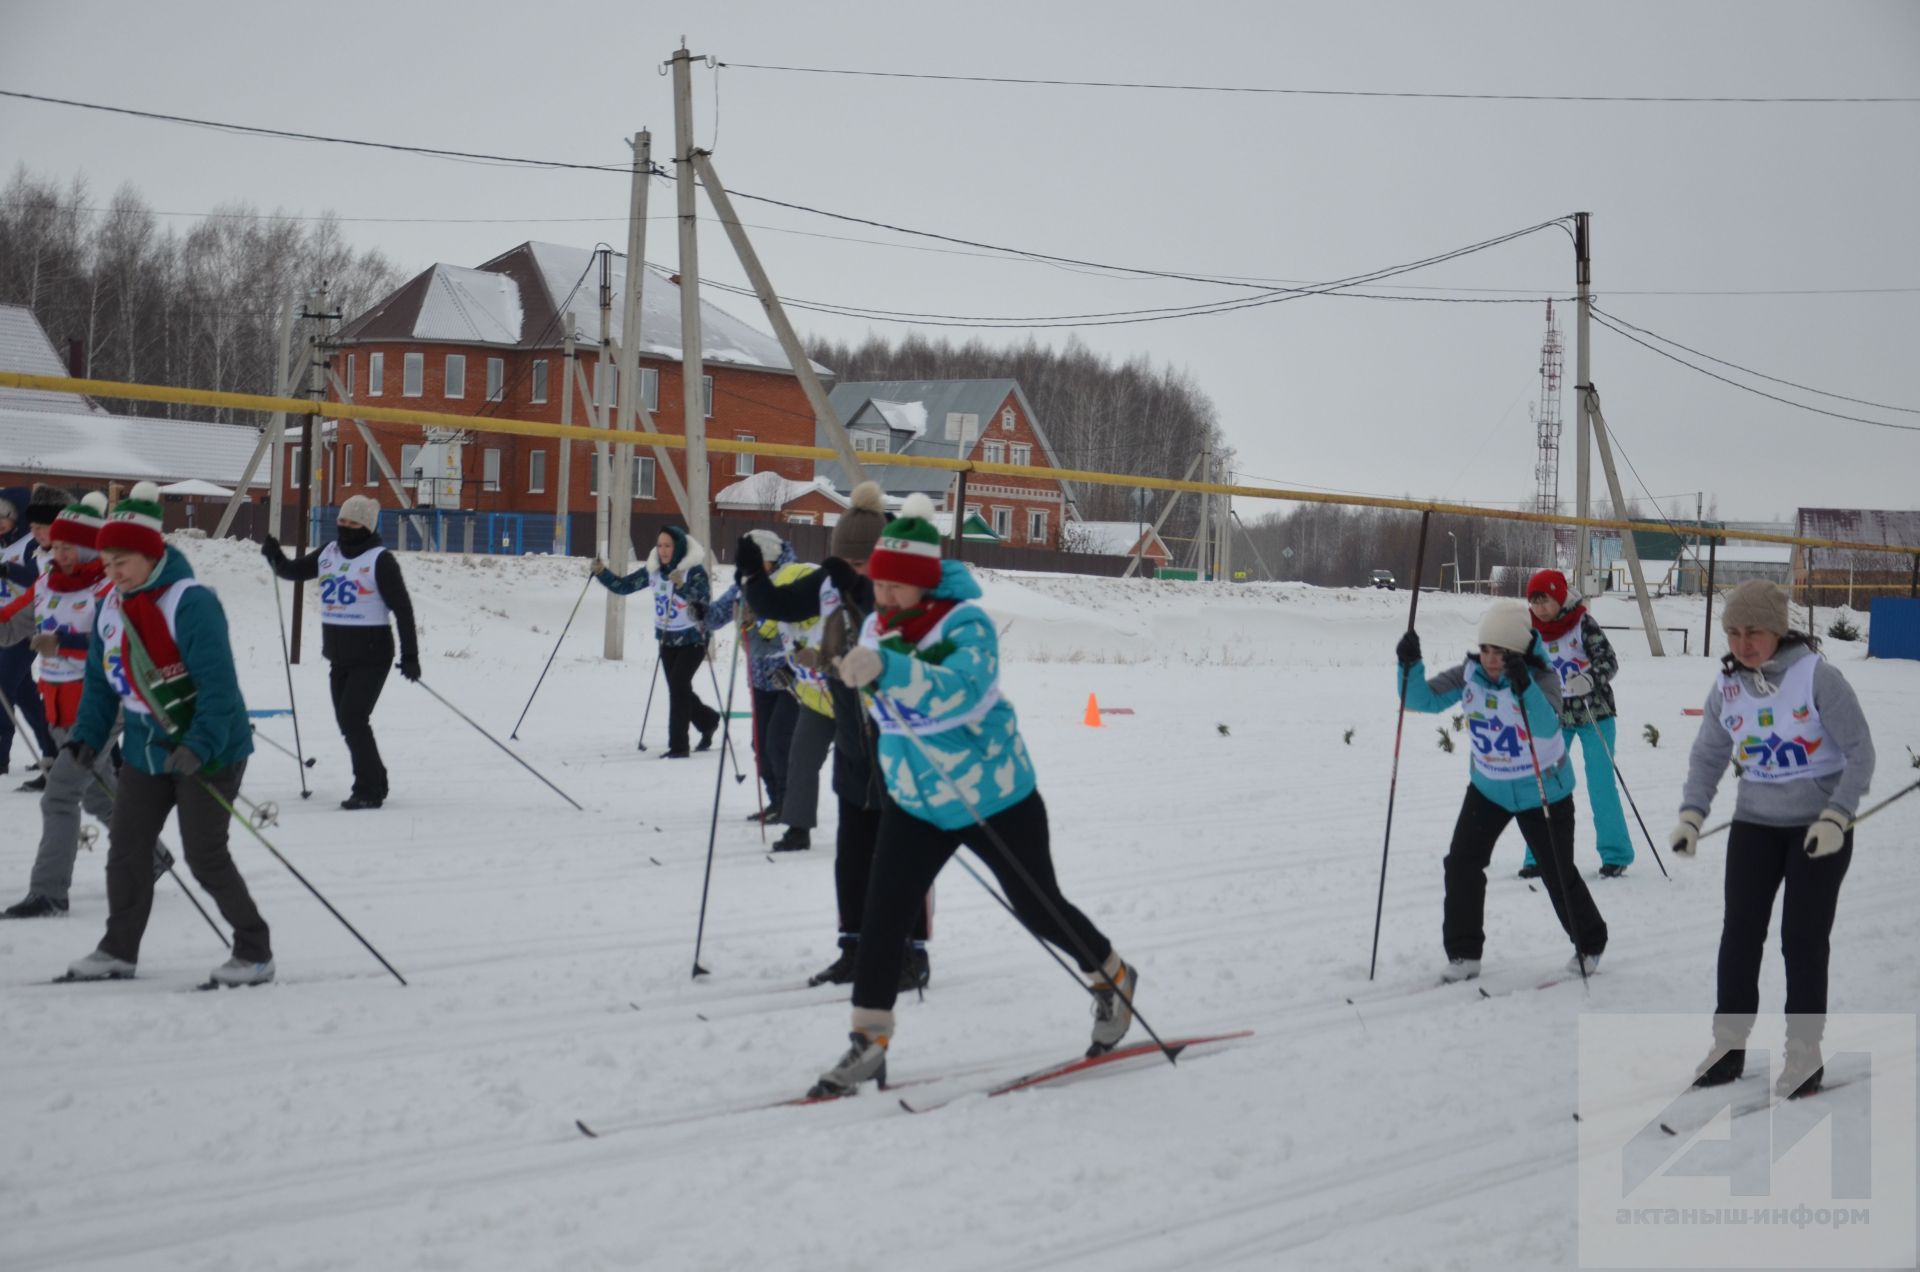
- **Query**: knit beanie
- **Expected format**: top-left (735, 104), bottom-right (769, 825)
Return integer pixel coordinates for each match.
top-left (1476, 600), bottom-right (1533, 655)
top-left (830, 481), bottom-right (888, 563)
top-left (338, 494), bottom-right (382, 529)
top-left (1720, 579), bottom-right (1790, 635)
top-left (50, 491), bottom-right (109, 554)
top-left (97, 481), bottom-right (167, 560)
top-left (866, 493), bottom-right (945, 591)
top-left (1525, 569), bottom-right (1569, 607)
top-left (25, 483), bottom-right (74, 526)
top-left (744, 529), bottom-right (784, 566)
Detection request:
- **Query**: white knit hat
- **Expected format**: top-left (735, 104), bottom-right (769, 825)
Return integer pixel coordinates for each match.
top-left (1476, 601), bottom-right (1533, 655)
top-left (338, 494), bottom-right (382, 529)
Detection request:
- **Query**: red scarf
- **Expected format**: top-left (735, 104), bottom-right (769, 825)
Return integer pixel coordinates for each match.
top-left (118, 582), bottom-right (196, 736)
top-left (875, 597), bottom-right (960, 650)
top-left (46, 558), bottom-right (105, 594)
top-left (1533, 602), bottom-right (1586, 642)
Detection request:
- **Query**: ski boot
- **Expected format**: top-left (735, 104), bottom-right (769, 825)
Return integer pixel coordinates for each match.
top-left (1598, 864), bottom-right (1628, 879)
top-left (61, 949), bottom-right (136, 981)
top-left (1440, 957), bottom-right (1482, 983)
top-left (1565, 951), bottom-right (1602, 977)
top-left (1088, 957), bottom-right (1138, 1057)
top-left (808, 939), bottom-right (857, 987)
top-left (1516, 863), bottom-right (1542, 880)
top-left (1692, 1048), bottom-right (1745, 1088)
top-left (898, 942), bottom-right (930, 992)
top-left (1778, 1038), bottom-right (1824, 1100)
top-left (771, 827), bottom-right (811, 853)
top-left (206, 956), bottom-right (276, 988)
top-left (808, 1023), bottom-right (890, 1098)
top-left (2, 893), bottom-right (69, 919)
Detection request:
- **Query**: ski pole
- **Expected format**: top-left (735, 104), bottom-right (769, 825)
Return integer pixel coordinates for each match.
top-left (705, 644), bottom-right (748, 783)
top-left (198, 774), bottom-right (407, 986)
top-left (690, 624), bottom-right (746, 978)
top-left (635, 655), bottom-right (661, 752)
top-left (250, 723), bottom-right (318, 771)
top-left (870, 684), bottom-right (1182, 1067)
top-left (512, 574), bottom-right (593, 740)
top-left (1572, 697), bottom-right (1669, 880)
top-left (1369, 510), bottom-right (1431, 981)
top-left (744, 616), bottom-right (766, 845)
top-left (77, 761), bottom-right (230, 950)
top-left (268, 572), bottom-right (313, 800)
top-left (412, 679), bottom-right (583, 810)
top-left (1513, 664), bottom-right (1590, 987)
top-left (1701, 777), bottom-right (1920, 843)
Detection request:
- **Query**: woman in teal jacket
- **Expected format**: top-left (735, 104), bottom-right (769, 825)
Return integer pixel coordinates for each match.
top-left (1397, 600), bottom-right (1607, 983)
top-left (60, 483), bottom-right (273, 987)
top-left (805, 495), bottom-right (1137, 1098)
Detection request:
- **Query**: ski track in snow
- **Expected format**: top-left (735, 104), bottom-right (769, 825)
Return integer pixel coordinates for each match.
top-left (2, 540), bottom-right (1914, 1271)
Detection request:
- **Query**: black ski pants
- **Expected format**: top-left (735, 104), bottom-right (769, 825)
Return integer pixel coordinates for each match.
top-left (750, 687), bottom-right (796, 812)
top-left (1716, 820), bottom-right (1852, 1034)
top-left (0, 643), bottom-right (55, 767)
top-left (100, 761), bottom-right (271, 964)
top-left (658, 642), bottom-right (719, 754)
top-left (852, 790), bottom-right (1105, 1013)
top-left (834, 795), bottom-right (931, 944)
top-left (1443, 784), bottom-right (1607, 961)
top-left (330, 657), bottom-right (392, 802)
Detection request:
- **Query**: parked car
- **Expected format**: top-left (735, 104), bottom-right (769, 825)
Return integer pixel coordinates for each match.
top-left (1370, 569), bottom-right (1396, 590)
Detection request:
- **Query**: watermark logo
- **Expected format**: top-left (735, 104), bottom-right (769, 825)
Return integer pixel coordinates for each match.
top-left (1578, 1014), bottom-right (1916, 1269)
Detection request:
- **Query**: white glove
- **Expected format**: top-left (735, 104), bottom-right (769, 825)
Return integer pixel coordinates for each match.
top-left (669, 569), bottom-right (687, 588)
top-left (1669, 810), bottom-right (1704, 858)
top-left (833, 646), bottom-right (883, 689)
top-left (589, 557), bottom-right (606, 575)
top-left (1804, 810), bottom-right (1849, 859)
top-left (1563, 671), bottom-right (1595, 697)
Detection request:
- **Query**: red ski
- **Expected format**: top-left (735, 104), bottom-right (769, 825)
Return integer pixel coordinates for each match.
top-left (898, 1030), bottom-right (1252, 1114)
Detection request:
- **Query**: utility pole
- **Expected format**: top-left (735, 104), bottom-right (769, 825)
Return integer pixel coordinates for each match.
top-left (594, 249), bottom-right (614, 559)
top-left (291, 284), bottom-right (335, 664)
top-left (606, 131), bottom-right (651, 661)
top-left (670, 44), bottom-right (711, 550)
top-left (1587, 388), bottom-right (1667, 655)
top-left (1572, 212), bottom-right (1594, 594)
top-left (1196, 438), bottom-right (1213, 579)
top-left (556, 312), bottom-right (575, 555)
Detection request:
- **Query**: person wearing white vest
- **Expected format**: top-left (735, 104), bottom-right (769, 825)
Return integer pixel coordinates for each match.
top-left (261, 494), bottom-right (420, 810)
top-left (591, 525), bottom-right (720, 759)
top-left (1670, 580), bottom-right (1875, 1100)
top-left (1396, 600), bottom-right (1610, 984)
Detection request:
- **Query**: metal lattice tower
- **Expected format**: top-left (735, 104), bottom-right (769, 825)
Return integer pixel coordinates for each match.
top-left (1531, 299), bottom-right (1564, 518)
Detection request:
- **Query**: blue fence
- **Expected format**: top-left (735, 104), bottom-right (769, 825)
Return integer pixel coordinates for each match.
top-left (307, 506), bottom-right (569, 556)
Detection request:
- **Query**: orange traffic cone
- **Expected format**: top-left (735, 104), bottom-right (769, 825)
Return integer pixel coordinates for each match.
top-left (1083, 693), bottom-right (1103, 728)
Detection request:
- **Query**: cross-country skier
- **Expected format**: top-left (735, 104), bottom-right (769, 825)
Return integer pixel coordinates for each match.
top-left (261, 494), bottom-right (420, 810)
top-left (1518, 569), bottom-right (1632, 879)
top-left (736, 482), bottom-right (932, 992)
top-left (60, 483), bottom-right (275, 987)
top-left (804, 494), bottom-right (1137, 1097)
top-left (0, 484), bottom-right (65, 781)
top-left (1397, 600), bottom-right (1608, 982)
top-left (0, 494), bottom-right (171, 917)
top-left (704, 529), bottom-right (812, 826)
top-left (591, 526), bottom-right (718, 759)
top-left (1670, 580), bottom-right (1874, 1100)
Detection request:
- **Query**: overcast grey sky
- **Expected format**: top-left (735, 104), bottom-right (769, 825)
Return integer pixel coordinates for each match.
top-left (4, 0), bottom-right (1916, 523)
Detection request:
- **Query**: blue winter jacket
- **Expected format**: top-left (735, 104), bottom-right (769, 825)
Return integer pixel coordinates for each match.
top-left (1398, 640), bottom-right (1576, 813)
top-left (864, 560), bottom-right (1036, 830)
top-left (706, 540), bottom-right (797, 691)
top-left (73, 549), bottom-right (255, 776)
top-left (0, 485), bottom-right (38, 593)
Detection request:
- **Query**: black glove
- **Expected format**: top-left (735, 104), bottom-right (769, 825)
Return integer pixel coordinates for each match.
top-left (1395, 631), bottom-right (1422, 667)
top-left (733, 534), bottom-right (766, 578)
top-left (165, 746), bottom-right (203, 777)
top-left (399, 655), bottom-right (421, 683)
top-left (1503, 651), bottom-right (1533, 692)
top-left (821, 556), bottom-right (862, 597)
top-left (62, 738), bottom-right (99, 770)
top-left (261, 535), bottom-right (282, 563)
top-left (689, 602), bottom-right (709, 624)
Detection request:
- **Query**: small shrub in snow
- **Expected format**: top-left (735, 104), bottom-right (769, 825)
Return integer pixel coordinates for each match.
top-left (1343, 727), bottom-right (1355, 746)
top-left (1436, 726), bottom-right (1454, 754)
top-left (1827, 615), bottom-right (1861, 642)
top-left (1643, 723), bottom-right (1661, 748)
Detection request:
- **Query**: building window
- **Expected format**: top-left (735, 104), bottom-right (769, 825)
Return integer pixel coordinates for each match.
top-left (365, 442), bottom-right (378, 487)
top-left (1028, 509), bottom-right (1047, 544)
top-left (528, 449), bottom-right (547, 493)
top-left (983, 441), bottom-right (1005, 464)
top-left (530, 359), bottom-right (548, 404)
top-left (991, 506), bottom-right (1012, 539)
top-left (1011, 443), bottom-right (1032, 467)
top-left (401, 443), bottom-right (422, 486)
top-left (1002, 407), bottom-right (1015, 432)
top-left (634, 456), bottom-right (656, 501)
top-left (735, 434), bottom-right (755, 477)
top-left (593, 364), bottom-right (616, 408)
top-left (786, 513), bottom-right (817, 525)
top-left (702, 374), bottom-right (714, 417)
top-left (342, 443), bottom-right (355, 487)
top-left (367, 352), bottom-right (384, 397)
top-left (641, 367), bottom-right (659, 412)
top-left (287, 446), bottom-right (303, 486)
top-left (402, 352), bottom-right (424, 398)
top-left (446, 354), bottom-right (466, 399)
top-left (483, 448), bottom-right (502, 493)
top-left (345, 354), bottom-right (356, 399)
top-left (852, 433), bottom-right (889, 454)
top-left (486, 357), bottom-right (505, 403)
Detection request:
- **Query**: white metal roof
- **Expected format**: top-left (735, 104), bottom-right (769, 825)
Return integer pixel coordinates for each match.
top-left (412, 265), bottom-right (525, 345)
top-left (714, 471), bottom-right (848, 510)
top-left (0, 304), bottom-right (107, 416)
top-left (0, 407), bottom-right (266, 487)
top-left (1072, 520), bottom-right (1167, 556)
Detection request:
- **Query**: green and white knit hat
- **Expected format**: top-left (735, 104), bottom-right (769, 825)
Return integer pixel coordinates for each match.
top-left (98, 481), bottom-right (167, 560)
top-left (50, 491), bottom-right (109, 552)
top-left (867, 493), bottom-right (944, 590)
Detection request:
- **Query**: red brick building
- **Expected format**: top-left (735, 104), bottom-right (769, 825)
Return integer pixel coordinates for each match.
top-left (306, 242), bottom-right (825, 520)
top-left (820, 380), bottom-right (1077, 549)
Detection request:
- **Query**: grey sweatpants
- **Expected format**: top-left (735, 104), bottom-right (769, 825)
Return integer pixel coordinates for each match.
top-left (28, 723), bottom-right (122, 905)
top-left (781, 706), bottom-right (835, 832)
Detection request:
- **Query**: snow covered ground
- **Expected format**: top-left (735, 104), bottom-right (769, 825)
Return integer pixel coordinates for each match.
top-left (3, 540), bottom-right (1915, 1271)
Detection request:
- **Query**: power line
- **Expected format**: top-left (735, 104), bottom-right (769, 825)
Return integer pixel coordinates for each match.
top-left (1591, 306), bottom-right (1918, 414)
top-left (1588, 312), bottom-right (1920, 434)
top-left (718, 61), bottom-right (1920, 105)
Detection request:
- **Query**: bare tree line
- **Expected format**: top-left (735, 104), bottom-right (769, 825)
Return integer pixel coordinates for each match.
top-left (803, 330), bottom-right (1226, 536)
top-left (0, 167), bottom-right (406, 422)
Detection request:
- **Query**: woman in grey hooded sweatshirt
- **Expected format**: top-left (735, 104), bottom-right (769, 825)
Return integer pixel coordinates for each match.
top-left (1669, 580), bottom-right (1874, 1100)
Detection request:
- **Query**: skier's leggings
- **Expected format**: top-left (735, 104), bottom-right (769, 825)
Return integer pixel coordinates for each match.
top-left (1443, 784), bottom-right (1607, 960)
top-left (1716, 819), bottom-right (1852, 1040)
top-left (851, 790), bottom-right (1107, 1012)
